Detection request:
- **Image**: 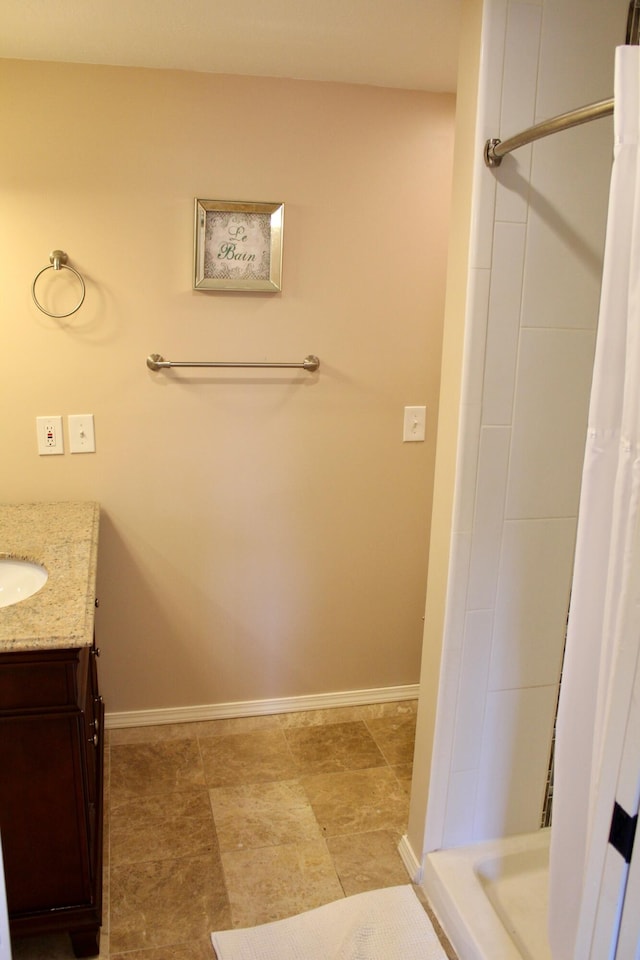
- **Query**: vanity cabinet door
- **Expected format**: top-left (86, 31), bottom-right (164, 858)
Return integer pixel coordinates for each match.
top-left (0, 646), bottom-right (103, 957)
top-left (0, 711), bottom-right (91, 912)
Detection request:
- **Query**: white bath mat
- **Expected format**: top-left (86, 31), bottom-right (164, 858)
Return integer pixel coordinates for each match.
top-left (211, 884), bottom-right (447, 960)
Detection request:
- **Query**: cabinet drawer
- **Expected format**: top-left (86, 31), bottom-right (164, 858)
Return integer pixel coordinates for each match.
top-left (0, 650), bottom-right (82, 711)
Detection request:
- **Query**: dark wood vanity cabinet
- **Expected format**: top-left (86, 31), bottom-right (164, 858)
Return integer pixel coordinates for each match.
top-left (0, 643), bottom-right (104, 958)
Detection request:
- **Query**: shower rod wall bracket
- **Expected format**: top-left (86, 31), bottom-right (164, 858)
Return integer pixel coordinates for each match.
top-left (146, 353), bottom-right (320, 373)
top-left (484, 139), bottom-right (503, 168)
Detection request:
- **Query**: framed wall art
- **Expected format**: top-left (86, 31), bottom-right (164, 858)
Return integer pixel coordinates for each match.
top-left (193, 199), bottom-right (284, 292)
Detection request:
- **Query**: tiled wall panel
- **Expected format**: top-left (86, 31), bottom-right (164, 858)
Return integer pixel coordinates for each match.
top-left (522, 129), bottom-right (614, 331)
top-left (472, 685), bottom-right (558, 839)
top-left (481, 222), bottom-right (526, 424)
top-left (452, 609), bottom-right (493, 771)
top-left (443, 768), bottom-right (479, 847)
top-left (463, 268), bottom-right (492, 413)
top-left (536, 2), bottom-right (626, 117)
top-left (505, 328), bottom-right (597, 519)
top-left (466, 427), bottom-right (511, 610)
top-left (489, 518), bottom-right (576, 691)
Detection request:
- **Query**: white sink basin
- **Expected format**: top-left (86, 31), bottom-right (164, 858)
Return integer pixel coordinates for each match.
top-left (0, 558), bottom-right (48, 608)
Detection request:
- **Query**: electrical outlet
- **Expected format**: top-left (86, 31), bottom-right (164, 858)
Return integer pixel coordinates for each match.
top-left (36, 416), bottom-right (64, 455)
top-left (403, 406), bottom-right (426, 442)
top-left (68, 414), bottom-right (96, 453)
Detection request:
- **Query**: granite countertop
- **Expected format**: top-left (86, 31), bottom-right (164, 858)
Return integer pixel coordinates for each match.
top-left (0, 501), bottom-right (100, 652)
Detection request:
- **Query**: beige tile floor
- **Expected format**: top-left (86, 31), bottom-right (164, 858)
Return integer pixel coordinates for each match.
top-left (10, 700), bottom-right (456, 959)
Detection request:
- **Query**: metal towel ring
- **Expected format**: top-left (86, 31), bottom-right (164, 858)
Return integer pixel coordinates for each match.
top-left (31, 250), bottom-right (86, 318)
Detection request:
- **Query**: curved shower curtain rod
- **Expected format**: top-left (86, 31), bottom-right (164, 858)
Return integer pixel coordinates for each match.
top-left (484, 97), bottom-right (614, 167)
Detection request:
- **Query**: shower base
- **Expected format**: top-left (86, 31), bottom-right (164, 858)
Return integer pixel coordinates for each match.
top-left (422, 829), bottom-right (551, 960)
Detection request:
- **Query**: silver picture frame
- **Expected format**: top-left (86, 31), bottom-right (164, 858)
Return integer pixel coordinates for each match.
top-left (193, 199), bottom-right (284, 292)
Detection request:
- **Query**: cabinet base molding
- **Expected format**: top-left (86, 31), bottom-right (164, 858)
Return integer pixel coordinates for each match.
top-left (105, 683), bottom-right (419, 729)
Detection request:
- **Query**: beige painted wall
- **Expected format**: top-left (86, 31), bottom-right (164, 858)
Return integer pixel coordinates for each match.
top-left (0, 59), bottom-right (454, 713)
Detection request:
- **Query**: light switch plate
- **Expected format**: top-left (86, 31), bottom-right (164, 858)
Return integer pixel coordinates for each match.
top-left (68, 414), bottom-right (96, 453)
top-left (403, 406), bottom-right (426, 442)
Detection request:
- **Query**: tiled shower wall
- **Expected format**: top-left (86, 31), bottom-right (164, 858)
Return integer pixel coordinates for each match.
top-left (426, 0), bottom-right (628, 850)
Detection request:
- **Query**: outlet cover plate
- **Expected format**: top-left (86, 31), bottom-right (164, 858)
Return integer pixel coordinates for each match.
top-left (36, 416), bottom-right (64, 455)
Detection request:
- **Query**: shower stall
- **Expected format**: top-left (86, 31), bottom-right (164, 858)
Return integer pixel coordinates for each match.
top-left (405, 0), bottom-right (635, 957)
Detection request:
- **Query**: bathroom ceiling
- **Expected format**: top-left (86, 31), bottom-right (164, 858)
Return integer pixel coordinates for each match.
top-left (0, 0), bottom-right (461, 92)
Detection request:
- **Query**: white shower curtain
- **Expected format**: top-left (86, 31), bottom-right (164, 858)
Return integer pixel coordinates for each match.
top-left (549, 46), bottom-right (640, 960)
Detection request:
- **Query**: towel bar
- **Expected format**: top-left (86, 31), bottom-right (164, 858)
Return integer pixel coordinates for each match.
top-left (146, 353), bottom-right (320, 372)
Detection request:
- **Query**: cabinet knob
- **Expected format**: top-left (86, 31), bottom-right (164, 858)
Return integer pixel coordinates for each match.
top-left (92, 733), bottom-right (99, 747)
top-left (95, 597), bottom-right (100, 608)
top-left (92, 647), bottom-right (101, 657)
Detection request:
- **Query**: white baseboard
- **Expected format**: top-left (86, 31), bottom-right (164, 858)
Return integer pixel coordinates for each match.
top-left (105, 683), bottom-right (419, 729)
top-left (398, 833), bottom-right (424, 884)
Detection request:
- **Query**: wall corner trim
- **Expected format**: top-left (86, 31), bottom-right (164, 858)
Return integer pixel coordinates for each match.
top-left (105, 683), bottom-right (420, 729)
